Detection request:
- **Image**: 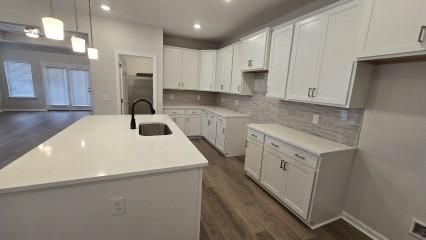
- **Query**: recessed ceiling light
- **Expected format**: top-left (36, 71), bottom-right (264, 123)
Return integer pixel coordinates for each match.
top-left (100, 4), bottom-right (111, 11)
top-left (193, 24), bottom-right (201, 30)
top-left (224, 0), bottom-right (231, 2)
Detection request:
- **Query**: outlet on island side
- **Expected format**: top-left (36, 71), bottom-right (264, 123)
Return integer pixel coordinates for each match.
top-left (197, 95), bottom-right (201, 101)
top-left (312, 114), bottom-right (319, 125)
top-left (111, 197), bottom-right (126, 216)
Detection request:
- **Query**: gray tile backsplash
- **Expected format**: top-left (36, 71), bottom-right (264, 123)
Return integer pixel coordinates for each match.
top-left (163, 77), bottom-right (364, 146)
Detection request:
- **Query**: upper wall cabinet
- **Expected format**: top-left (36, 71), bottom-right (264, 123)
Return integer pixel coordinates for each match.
top-left (266, 24), bottom-right (294, 99)
top-left (358, 0), bottom-right (426, 58)
top-left (286, 0), bottom-right (373, 108)
top-left (240, 29), bottom-right (271, 72)
top-left (215, 45), bottom-right (234, 92)
top-left (164, 46), bottom-right (200, 90)
top-left (230, 43), bottom-right (255, 95)
top-left (199, 50), bottom-right (216, 92)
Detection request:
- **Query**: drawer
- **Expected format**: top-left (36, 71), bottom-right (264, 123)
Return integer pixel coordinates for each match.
top-left (217, 116), bottom-right (226, 125)
top-left (209, 113), bottom-right (217, 121)
top-left (265, 136), bottom-right (318, 169)
top-left (164, 108), bottom-right (185, 115)
top-left (186, 109), bottom-right (202, 115)
top-left (247, 129), bottom-right (264, 143)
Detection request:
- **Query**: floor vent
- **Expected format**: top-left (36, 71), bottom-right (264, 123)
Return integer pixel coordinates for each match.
top-left (410, 218), bottom-right (426, 240)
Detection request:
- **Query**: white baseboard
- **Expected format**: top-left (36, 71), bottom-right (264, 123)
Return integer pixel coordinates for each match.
top-left (3, 109), bottom-right (47, 112)
top-left (342, 211), bottom-right (389, 240)
top-left (310, 216), bottom-right (341, 229)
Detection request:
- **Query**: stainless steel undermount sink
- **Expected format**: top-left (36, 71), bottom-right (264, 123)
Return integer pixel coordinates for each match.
top-left (139, 123), bottom-right (172, 136)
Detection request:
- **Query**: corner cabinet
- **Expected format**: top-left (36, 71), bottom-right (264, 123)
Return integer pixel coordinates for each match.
top-left (215, 46), bottom-right (234, 92)
top-left (285, 0), bottom-right (373, 108)
top-left (164, 46), bottom-right (200, 90)
top-left (244, 124), bottom-right (356, 228)
top-left (358, 0), bottom-right (426, 58)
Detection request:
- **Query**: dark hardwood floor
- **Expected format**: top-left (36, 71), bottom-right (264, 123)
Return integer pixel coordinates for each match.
top-left (0, 111), bottom-right (90, 169)
top-left (192, 139), bottom-right (370, 240)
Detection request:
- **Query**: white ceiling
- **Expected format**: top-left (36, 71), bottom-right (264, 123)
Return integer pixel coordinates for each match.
top-left (52, 0), bottom-right (315, 43)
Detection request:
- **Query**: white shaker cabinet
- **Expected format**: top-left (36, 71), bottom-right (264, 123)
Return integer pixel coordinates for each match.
top-left (266, 24), bottom-right (294, 99)
top-left (215, 123), bottom-right (226, 152)
top-left (358, 0), bottom-right (426, 58)
top-left (240, 29), bottom-right (271, 71)
top-left (286, 14), bottom-right (323, 103)
top-left (215, 46), bottom-right (234, 92)
top-left (230, 43), bottom-right (256, 95)
top-left (171, 114), bottom-right (185, 131)
top-left (199, 50), bottom-right (216, 91)
top-left (181, 49), bottom-right (200, 90)
top-left (260, 145), bottom-right (285, 197)
top-left (244, 129), bottom-right (264, 181)
top-left (185, 113), bottom-right (201, 136)
top-left (164, 47), bottom-right (182, 89)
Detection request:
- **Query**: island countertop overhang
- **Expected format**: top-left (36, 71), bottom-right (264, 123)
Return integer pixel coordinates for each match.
top-left (0, 115), bottom-right (208, 194)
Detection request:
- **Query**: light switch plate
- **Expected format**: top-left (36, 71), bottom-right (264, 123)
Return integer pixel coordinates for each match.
top-left (111, 197), bottom-right (126, 216)
top-left (235, 99), bottom-right (239, 106)
top-left (221, 97), bottom-right (224, 103)
top-left (312, 114), bottom-right (319, 125)
top-left (170, 94), bottom-right (174, 100)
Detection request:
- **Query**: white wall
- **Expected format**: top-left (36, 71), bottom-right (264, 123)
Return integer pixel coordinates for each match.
top-left (0, 0), bottom-right (163, 114)
top-left (344, 61), bottom-right (426, 240)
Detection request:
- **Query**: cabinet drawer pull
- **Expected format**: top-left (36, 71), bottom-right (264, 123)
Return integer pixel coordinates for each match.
top-left (271, 142), bottom-right (279, 148)
top-left (418, 26), bottom-right (426, 43)
top-left (250, 133), bottom-right (257, 138)
top-left (280, 160), bottom-right (284, 169)
top-left (294, 153), bottom-right (306, 160)
top-left (283, 161), bottom-right (288, 171)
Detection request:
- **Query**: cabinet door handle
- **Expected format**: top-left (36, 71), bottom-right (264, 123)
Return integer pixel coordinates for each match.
top-left (208, 120), bottom-right (210, 125)
top-left (250, 133), bottom-right (257, 138)
top-left (294, 153), bottom-right (306, 160)
top-left (238, 85), bottom-right (240, 92)
top-left (308, 88), bottom-right (312, 97)
top-left (418, 26), bottom-right (426, 43)
top-left (245, 140), bottom-right (248, 148)
top-left (280, 160), bottom-right (284, 169)
top-left (271, 142), bottom-right (279, 148)
top-left (186, 117), bottom-right (189, 122)
top-left (283, 161), bottom-right (288, 171)
top-left (312, 88), bottom-right (317, 97)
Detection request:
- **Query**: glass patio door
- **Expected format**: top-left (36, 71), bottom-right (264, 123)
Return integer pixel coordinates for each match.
top-left (44, 65), bottom-right (91, 110)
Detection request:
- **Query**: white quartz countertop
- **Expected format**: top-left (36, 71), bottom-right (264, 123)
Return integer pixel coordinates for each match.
top-left (248, 123), bottom-right (355, 155)
top-left (163, 105), bottom-right (249, 118)
top-left (0, 115), bottom-right (208, 194)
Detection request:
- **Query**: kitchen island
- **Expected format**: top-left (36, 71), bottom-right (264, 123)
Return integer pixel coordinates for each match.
top-left (0, 115), bottom-right (208, 240)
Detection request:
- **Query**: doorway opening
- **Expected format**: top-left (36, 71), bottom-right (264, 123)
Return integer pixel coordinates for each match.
top-left (118, 54), bottom-right (154, 115)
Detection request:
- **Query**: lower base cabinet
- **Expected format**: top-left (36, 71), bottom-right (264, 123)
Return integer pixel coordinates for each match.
top-left (185, 114), bottom-right (201, 136)
top-left (170, 114), bottom-right (185, 131)
top-left (215, 123), bottom-right (226, 152)
top-left (244, 124), bottom-right (356, 228)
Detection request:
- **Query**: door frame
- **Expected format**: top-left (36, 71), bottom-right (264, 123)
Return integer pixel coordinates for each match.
top-left (114, 50), bottom-right (157, 115)
top-left (41, 62), bottom-right (92, 111)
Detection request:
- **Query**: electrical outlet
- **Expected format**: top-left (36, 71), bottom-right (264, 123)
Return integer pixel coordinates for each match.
top-left (197, 95), bottom-right (201, 100)
top-left (170, 94), bottom-right (174, 100)
top-left (312, 114), bottom-right (319, 125)
top-left (235, 99), bottom-right (239, 106)
top-left (221, 97), bottom-right (224, 103)
top-left (111, 197), bottom-right (126, 216)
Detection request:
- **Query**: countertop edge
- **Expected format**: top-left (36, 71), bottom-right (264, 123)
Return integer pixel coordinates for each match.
top-left (0, 162), bottom-right (208, 195)
top-left (163, 105), bottom-right (249, 118)
top-left (247, 124), bottom-right (356, 156)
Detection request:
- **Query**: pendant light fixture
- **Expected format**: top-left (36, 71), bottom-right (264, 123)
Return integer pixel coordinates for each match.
top-left (71, 0), bottom-right (86, 53)
top-left (42, 0), bottom-right (64, 40)
top-left (87, 0), bottom-right (98, 60)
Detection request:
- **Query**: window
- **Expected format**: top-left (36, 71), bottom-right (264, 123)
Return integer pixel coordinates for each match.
top-left (4, 60), bottom-right (35, 98)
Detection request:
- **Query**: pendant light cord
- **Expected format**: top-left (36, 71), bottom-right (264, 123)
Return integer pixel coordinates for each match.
top-left (74, 0), bottom-right (79, 33)
top-left (49, 0), bottom-right (54, 17)
top-left (88, 0), bottom-right (94, 47)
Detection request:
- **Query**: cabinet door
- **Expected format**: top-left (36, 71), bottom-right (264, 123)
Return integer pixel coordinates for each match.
top-left (358, 0), bottom-right (426, 58)
top-left (199, 51), bottom-right (216, 91)
top-left (201, 113), bottom-right (209, 138)
top-left (267, 25), bottom-right (294, 99)
top-left (215, 124), bottom-right (226, 152)
top-left (181, 49), bottom-right (200, 90)
top-left (240, 40), bottom-right (252, 71)
top-left (172, 114), bottom-right (185, 132)
top-left (314, 1), bottom-right (361, 106)
top-left (251, 32), bottom-right (269, 70)
top-left (185, 114), bottom-right (201, 136)
top-left (230, 43), bottom-right (243, 94)
top-left (244, 138), bottom-right (264, 181)
top-left (286, 15), bottom-right (323, 102)
top-left (164, 47), bottom-right (182, 89)
top-left (215, 46), bottom-right (233, 92)
top-left (281, 158), bottom-right (315, 220)
top-left (260, 147), bottom-right (285, 197)
top-left (206, 120), bottom-right (217, 144)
